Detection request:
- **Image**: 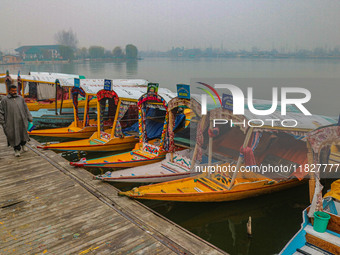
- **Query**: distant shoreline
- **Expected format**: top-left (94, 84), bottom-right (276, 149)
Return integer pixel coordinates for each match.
top-left (1, 55), bottom-right (340, 66)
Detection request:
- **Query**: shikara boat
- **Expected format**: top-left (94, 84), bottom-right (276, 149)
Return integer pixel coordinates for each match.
top-left (1, 72), bottom-right (87, 110)
top-left (119, 104), bottom-right (337, 202)
top-left (280, 183), bottom-right (340, 255)
top-left (280, 124), bottom-right (340, 254)
top-left (30, 79), bottom-right (147, 138)
top-left (1, 72), bottom-right (94, 127)
top-left (30, 107), bottom-right (97, 128)
top-left (94, 84), bottom-right (220, 182)
top-left (93, 149), bottom-right (193, 183)
top-left (38, 84), bottom-right (174, 153)
top-left (71, 83), bottom-right (177, 168)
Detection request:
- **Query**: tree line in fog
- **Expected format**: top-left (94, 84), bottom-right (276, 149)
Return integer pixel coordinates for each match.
top-left (54, 29), bottom-right (138, 61)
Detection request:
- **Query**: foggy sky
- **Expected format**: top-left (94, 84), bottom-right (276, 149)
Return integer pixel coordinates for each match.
top-left (1, 0), bottom-right (340, 52)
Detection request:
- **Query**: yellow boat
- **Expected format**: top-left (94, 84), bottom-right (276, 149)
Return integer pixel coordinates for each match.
top-left (1, 72), bottom-right (93, 111)
top-left (119, 171), bottom-right (303, 202)
top-left (119, 127), bottom-right (309, 202)
top-left (280, 125), bottom-right (340, 255)
top-left (29, 120), bottom-right (100, 139)
top-left (26, 99), bottom-right (93, 112)
top-left (92, 85), bottom-right (219, 182)
top-left (120, 102), bottom-right (337, 202)
top-left (72, 139), bottom-right (167, 168)
top-left (29, 79), bottom-right (148, 139)
top-left (38, 83), bottom-right (174, 153)
top-left (71, 83), bottom-right (177, 168)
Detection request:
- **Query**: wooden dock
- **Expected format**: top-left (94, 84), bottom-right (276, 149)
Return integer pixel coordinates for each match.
top-left (0, 127), bottom-right (227, 255)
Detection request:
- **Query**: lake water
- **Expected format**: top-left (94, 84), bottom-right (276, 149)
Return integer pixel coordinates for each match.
top-left (2, 57), bottom-right (339, 116)
top-left (2, 58), bottom-right (340, 254)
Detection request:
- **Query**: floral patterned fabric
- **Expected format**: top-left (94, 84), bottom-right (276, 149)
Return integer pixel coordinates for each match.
top-left (167, 98), bottom-right (201, 153)
top-left (168, 109), bottom-right (176, 153)
top-left (195, 119), bottom-right (204, 162)
top-left (99, 99), bottom-right (106, 132)
top-left (160, 111), bottom-right (169, 151)
top-left (97, 90), bottom-right (118, 103)
top-left (138, 105), bottom-right (147, 143)
top-left (137, 93), bottom-right (169, 149)
top-left (71, 87), bottom-right (86, 121)
top-left (114, 103), bottom-right (129, 137)
top-left (84, 95), bottom-right (94, 126)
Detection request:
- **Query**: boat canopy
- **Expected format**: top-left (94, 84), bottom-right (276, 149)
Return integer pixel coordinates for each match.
top-left (307, 124), bottom-right (340, 160)
top-left (94, 82), bottom-right (173, 139)
top-left (62, 79), bottom-right (149, 134)
top-left (137, 88), bottom-right (177, 152)
top-left (57, 78), bottom-right (150, 98)
top-left (19, 72), bottom-right (83, 84)
top-left (1, 72), bottom-right (85, 100)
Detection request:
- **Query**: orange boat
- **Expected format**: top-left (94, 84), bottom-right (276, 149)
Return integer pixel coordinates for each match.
top-left (93, 84), bottom-right (221, 182)
top-left (70, 83), bottom-right (177, 168)
top-left (29, 79), bottom-right (148, 139)
top-left (0, 72), bottom-right (91, 111)
top-left (280, 124), bottom-right (340, 255)
top-left (38, 84), bottom-right (174, 153)
top-left (120, 102), bottom-right (336, 202)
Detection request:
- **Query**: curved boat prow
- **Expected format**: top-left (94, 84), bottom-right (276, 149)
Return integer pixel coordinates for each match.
top-left (70, 139), bottom-right (167, 169)
top-left (36, 131), bottom-right (138, 152)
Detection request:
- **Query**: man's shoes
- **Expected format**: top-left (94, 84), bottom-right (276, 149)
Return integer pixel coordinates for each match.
top-left (14, 150), bottom-right (21, 157)
top-left (22, 145), bottom-right (29, 152)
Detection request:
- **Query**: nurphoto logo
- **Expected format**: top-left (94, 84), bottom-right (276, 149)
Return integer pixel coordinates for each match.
top-left (199, 83), bottom-right (312, 128)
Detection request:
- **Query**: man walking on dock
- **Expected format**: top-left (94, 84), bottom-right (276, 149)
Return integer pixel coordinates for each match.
top-left (0, 85), bottom-right (33, 157)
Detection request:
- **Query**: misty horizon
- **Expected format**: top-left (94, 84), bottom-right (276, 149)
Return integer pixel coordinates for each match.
top-left (1, 0), bottom-right (340, 53)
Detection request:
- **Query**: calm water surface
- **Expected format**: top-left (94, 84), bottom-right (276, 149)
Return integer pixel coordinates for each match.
top-left (4, 58), bottom-right (340, 254)
top-left (2, 57), bottom-right (339, 116)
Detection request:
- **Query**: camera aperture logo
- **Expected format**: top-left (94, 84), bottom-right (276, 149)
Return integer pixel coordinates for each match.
top-left (197, 82), bottom-right (312, 128)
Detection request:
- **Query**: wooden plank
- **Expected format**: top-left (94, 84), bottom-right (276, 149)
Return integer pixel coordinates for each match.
top-left (306, 233), bottom-right (340, 255)
top-left (0, 127), bottom-right (226, 255)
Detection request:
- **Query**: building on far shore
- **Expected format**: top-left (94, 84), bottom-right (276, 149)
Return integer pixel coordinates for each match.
top-left (0, 55), bottom-right (23, 65)
top-left (15, 45), bottom-right (65, 62)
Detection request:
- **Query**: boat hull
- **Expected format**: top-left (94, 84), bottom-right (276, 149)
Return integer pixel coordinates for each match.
top-left (27, 99), bottom-right (96, 111)
top-left (29, 127), bottom-right (97, 139)
top-left (120, 178), bottom-right (303, 202)
top-left (31, 108), bottom-right (97, 128)
top-left (37, 134), bottom-right (138, 152)
top-left (74, 153), bottom-right (165, 169)
top-left (71, 139), bottom-right (167, 168)
top-left (94, 149), bottom-right (196, 182)
top-left (95, 172), bottom-right (195, 183)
